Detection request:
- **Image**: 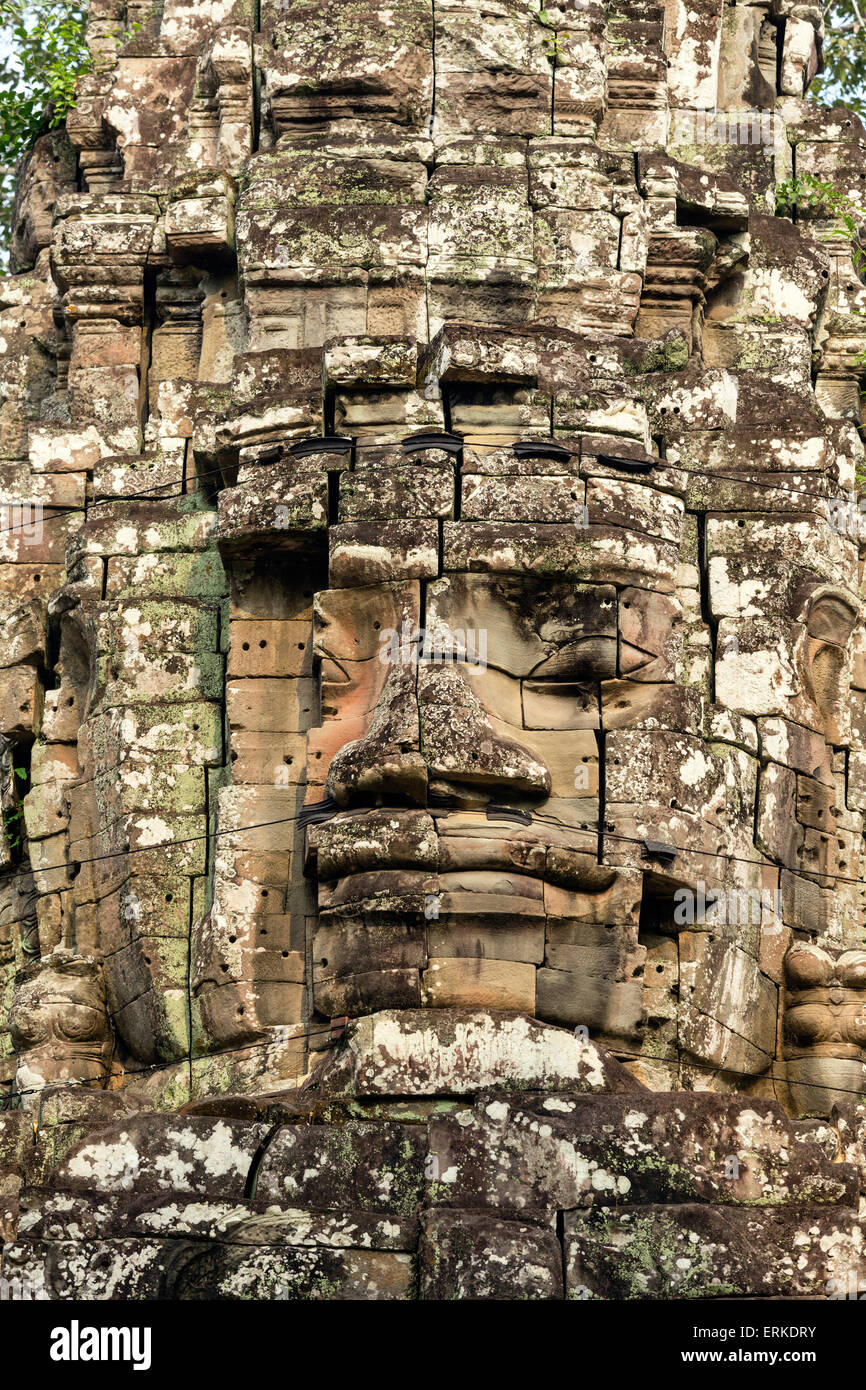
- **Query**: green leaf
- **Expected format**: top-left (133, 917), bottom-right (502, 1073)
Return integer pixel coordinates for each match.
top-left (815, 1), bottom-right (866, 113)
top-left (0, 1), bottom-right (96, 261)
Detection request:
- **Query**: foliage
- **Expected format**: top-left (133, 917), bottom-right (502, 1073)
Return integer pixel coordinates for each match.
top-left (1, 765), bottom-right (27, 853)
top-left (2, 806), bottom-right (22, 852)
top-left (777, 172), bottom-right (866, 470)
top-left (775, 171), bottom-right (866, 273)
top-left (0, 1), bottom-right (91, 265)
top-left (813, 1), bottom-right (866, 114)
top-left (776, 172), bottom-right (866, 378)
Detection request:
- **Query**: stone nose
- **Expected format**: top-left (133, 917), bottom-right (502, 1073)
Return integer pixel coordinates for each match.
top-left (325, 661), bottom-right (427, 805)
top-left (325, 656), bottom-right (550, 806)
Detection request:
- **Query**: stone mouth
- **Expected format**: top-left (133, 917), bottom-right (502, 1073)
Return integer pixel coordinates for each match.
top-left (319, 865), bottom-right (549, 920)
top-left (309, 802), bottom-right (609, 885)
top-left (316, 847), bottom-right (616, 917)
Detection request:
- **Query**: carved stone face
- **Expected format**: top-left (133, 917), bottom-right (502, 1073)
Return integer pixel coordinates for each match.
top-left (8, 952), bottom-right (113, 1095)
top-left (306, 457), bottom-right (674, 1035)
top-left (294, 411), bottom-right (863, 1097)
top-left (5, 0), bottom-right (866, 1130)
top-left (184, 13), bottom-right (866, 1109)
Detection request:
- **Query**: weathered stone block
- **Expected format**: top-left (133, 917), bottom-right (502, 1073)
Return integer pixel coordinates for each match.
top-left (419, 1209), bottom-right (563, 1299)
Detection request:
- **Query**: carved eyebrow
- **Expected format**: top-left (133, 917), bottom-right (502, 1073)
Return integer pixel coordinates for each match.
top-left (512, 440), bottom-right (575, 462)
top-left (402, 430), bottom-right (464, 455)
top-left (595, 451), bottom-right (656, 473)
top-left (485, 805), bottom-right (533, 826)
top-left (288, 435), bottom-right (353, 459)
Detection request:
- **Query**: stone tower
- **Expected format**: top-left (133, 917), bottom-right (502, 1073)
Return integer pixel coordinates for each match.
top-left (0, 0), bottom-right (866, 1299)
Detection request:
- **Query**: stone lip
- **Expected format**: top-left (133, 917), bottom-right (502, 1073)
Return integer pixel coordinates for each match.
top-left (320, 866), bottom-right (549, 919)
top-left (308, 802), bottom-right (614, 893)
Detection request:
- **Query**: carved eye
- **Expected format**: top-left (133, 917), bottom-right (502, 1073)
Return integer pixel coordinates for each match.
top-left (529, 637), bottom-right (617, 681)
